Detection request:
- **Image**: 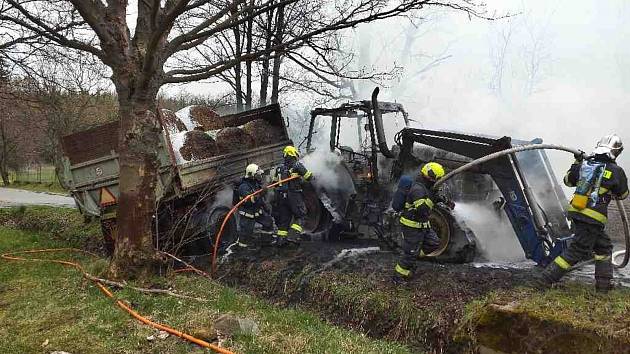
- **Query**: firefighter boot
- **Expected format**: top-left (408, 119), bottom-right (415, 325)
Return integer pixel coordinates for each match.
top-left (595, 257), bottom-right (613, 293)
top-left (391, 274), bottom-right (409, 286)
top-left (533, 261), bottom-right (568, 289)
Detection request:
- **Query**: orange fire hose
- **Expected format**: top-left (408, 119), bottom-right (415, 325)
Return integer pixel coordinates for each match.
top-left (1, 248), bottom-right (234, 354)
top-left (211, 175), bottom-right (300, 275)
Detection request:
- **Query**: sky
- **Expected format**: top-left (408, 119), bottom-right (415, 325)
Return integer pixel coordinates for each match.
top-left (341, 0), bottom-right (630, 169)
top-left (171, 0), bottom-right (630, 168)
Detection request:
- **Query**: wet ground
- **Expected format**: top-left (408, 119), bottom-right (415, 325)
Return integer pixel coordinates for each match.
top-left (210, 239), bottom-right (544, 351)
top-left (0, 188), bottom-right (75, 208)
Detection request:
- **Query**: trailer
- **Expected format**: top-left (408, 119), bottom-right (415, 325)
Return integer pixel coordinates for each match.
top-left (60, 104), bottom-right (315, 255)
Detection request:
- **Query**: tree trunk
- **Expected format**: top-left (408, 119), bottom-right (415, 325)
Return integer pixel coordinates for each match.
top-left (259, 6), bottom-right (275, 107)
top-left (270, 5), bottom-right (285, 104)
top-left (0, 118), bottom-right (10, 185)
top-left (108, 82), bottom-right (161, 280)
top-left (232, 7), bottom-right (244, 112)
top-left (245, 0), bottom-right (254, 110)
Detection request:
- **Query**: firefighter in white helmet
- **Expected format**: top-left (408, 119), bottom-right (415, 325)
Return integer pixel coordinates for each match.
top-left (536, 134), bottom-right (628, 292)
top-left (236, 163), bottom-right (274, 248)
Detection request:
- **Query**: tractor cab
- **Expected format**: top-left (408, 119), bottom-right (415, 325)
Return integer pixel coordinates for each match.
top-left (306, 88), bottom-right (409, 188)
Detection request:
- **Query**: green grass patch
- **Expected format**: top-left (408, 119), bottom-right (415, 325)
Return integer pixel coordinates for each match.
top-left (0, 206), bottom-right (98, 249)
top-left (458, 285), bottom-right (630, 352)
top-left (0, 225), bottom-right (411, 353)
top-left (2, 181), bottom-right (68, 194)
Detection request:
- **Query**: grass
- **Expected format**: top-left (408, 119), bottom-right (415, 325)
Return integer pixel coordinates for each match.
top-left (0, 221), bottom-right (411, 353)
top-left (0, 206), bottom-right (97, 249)
top-left (2, 181), bottom-right (68, 194)
top-left (458, 285), bottom-right (630, 352)
top-left (498, 285), bottom-right (629, 336)
top-left (1, 206), bottom-right (628, 353)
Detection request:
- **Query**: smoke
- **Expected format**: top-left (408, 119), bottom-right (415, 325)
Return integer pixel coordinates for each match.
top-left (301, 150), bottom-right (356, 194)
top-left (301, 149), bottom-right (357, 221)
top-left (210, 184), bottom-right (235, 209)
top-left (454, 202), bottom-right (526, 261)
top-left (343, 0), bottom-right (630, 175)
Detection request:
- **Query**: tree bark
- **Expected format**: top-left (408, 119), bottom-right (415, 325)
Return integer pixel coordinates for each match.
top-left (270, 4), bottom-right (285, 104)
top-left (245, 0), bottom-right (254, 110)
top-left (232, 7), bottom-right (244, 112)
top-left (0, 117), bottom-right (11, 185)
top-left (259, 6), bottom-right (275, 107)
top-left (108, 74), bottom-right (161, 280)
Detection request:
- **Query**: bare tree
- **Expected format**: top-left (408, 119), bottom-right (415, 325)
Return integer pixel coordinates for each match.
top-left (488, 18), bottom-right (515, 97)
top-left (0, 0), bottom-right (487, 279)
top-left (520, 8), bottom-right (554, 96)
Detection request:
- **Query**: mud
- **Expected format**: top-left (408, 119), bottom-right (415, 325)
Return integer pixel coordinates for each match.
top-left (190, 105), bottom-right (222, 130)
top-left (212, 240), bottom-right (537, 353)
top-left (179, 131), bottom-right (218, 161)
top-left (215, 127), bottom-right (255, 154)
top-left (242, 119), bottom-right (285, 147)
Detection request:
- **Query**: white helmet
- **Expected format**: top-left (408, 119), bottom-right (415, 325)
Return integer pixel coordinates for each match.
top-left (245, 163), bottom-right (262, 178)
top-left (592, 134), bottom-right (623, 160)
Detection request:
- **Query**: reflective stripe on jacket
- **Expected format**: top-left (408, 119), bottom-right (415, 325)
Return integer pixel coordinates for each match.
top-left (275, 158), bottom-right (312, 192)
top-left (398, 178), bottom-right (435, 228)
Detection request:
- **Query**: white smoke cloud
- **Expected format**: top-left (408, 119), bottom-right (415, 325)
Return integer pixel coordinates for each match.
top-left (454, 202), bottom-right (526, 261)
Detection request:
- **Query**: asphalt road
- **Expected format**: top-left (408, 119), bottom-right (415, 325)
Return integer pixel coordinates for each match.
top-left (0, 187), bottom-right (75, 208)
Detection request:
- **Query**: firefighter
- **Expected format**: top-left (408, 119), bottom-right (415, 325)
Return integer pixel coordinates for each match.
top-left (236, 163), bottom-right (274, 248)
top-left (392, 162), bottom-right (444, 284)
top-left (536, 134), bottom-right (628, 292)
top-left (272, 145), bottom-right (313, 246)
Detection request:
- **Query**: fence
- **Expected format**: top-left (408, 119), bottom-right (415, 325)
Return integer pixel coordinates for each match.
top-left (9, 165), bottom-right (58, 184)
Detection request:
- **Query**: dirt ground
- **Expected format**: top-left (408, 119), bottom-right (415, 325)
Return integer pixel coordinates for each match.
top-left (212, 239), bottom-right (537, 352)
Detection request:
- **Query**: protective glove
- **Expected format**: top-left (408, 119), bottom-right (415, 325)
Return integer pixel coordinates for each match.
top-left (574, 150), bottom-right (586, 162)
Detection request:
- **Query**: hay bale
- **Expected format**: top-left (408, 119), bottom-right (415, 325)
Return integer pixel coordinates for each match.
top-left (179, 131), bottom-right (218, 161)
top-left (190, 105), bottom-right (222, 130)
top-left (242, 119), bottom-right (284, 147)
top-left (216, 127), bottom-right (254, 154)
top-left (161, 108), bottom-right (187, 133)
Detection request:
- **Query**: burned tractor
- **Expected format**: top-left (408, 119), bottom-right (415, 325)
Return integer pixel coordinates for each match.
top-left (306, 88), bottom-right (573, 265)
top-left (305, 88), bottom-right (477, 262)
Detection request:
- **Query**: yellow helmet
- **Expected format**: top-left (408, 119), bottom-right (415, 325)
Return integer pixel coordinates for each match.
top-left (283, 145), bottom-right (299, 158)
top-left (421, 162), bottom-right (445, 181)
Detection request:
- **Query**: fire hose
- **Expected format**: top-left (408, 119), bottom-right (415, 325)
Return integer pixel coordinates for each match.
top-left (0, 248), bottom-right (235, 354)
top-left (211, 175), bottom-right (300, 275)
top-left (432, 143), bottom-right (630, 269)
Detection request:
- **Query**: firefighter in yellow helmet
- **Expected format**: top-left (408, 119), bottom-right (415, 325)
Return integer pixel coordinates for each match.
top-left (391, 162), bottom-right (445, 284)
top-left (272, 145), bottom-right (314, 246)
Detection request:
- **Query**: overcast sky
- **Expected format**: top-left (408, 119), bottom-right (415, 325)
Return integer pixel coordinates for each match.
top-left (344, 0), bottom-right (630, 168)
top-left (171, 0), bottom-right (630, 167)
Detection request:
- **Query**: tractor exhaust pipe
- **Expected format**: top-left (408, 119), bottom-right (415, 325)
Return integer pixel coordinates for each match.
top-left (371, 87), bottom-right (395, 158)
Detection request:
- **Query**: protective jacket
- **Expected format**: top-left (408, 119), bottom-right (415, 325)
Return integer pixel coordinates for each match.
top-left (565, 155), bottom-right (628, 225)
top-left (275, 157), bottom-right (313, 192)
top-left (393, 175), bottom-right (435, 229)
top-left (238, 177), bottom-right (265, 218)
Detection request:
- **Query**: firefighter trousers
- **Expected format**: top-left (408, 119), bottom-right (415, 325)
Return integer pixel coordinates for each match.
top-left (551, 219), bottom-right (613, 286)
top-left (395, 226), bottom-right (441, 278)
top-left (238, 213), bottom-right (274, 244)
top-left (274, 190), bottom-right (307, 237)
